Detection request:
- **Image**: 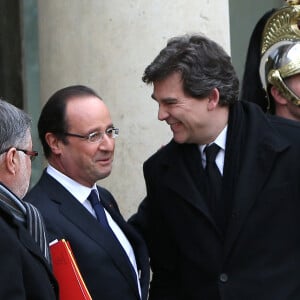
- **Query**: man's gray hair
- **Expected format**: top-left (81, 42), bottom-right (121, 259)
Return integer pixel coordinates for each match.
top-left (0, 99), bottom-right (32, 154)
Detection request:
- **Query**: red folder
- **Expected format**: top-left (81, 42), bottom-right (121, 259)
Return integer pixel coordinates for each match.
top-left (50, 239), bottom-right (92, 300)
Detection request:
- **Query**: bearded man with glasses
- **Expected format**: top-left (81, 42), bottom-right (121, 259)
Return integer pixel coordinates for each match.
top-left (24, 85), bottom-right (150, 300)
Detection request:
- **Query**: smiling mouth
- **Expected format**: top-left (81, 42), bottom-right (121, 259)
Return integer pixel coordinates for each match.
top-left (97, 157), bottom-right (112, 164)
top-left (169, 122), bottom-right (181, 131)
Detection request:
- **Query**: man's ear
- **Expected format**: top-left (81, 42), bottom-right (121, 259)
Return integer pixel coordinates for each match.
top-left (270, 86), bottom-right (288, 105)
top-left (4, 148), bottom-right (19, 175)
top-left (207, 88), bottom-right (220, 111)
top-left (45, 132), bottom-right (63, 155)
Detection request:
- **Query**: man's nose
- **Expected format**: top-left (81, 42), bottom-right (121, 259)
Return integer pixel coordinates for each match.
top-left (158, 105), bottom-right (169, 121)
top-left (98, 133), bottom-right (115, 151)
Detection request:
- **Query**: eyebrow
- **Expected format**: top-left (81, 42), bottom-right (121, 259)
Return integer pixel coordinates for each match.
top-left (87, 123), bottom-right (114, 134)
top-left (151, 94), bottom-right (178, 103)
top-left (103, 123), bottom-right (115, 131)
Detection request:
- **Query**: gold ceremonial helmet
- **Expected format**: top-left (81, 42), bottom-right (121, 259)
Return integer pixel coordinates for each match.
top-left (259, 0), bottom-right (300, 107)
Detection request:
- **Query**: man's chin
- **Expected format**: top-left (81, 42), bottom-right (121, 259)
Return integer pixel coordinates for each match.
top-left (173, 134), bottom-right (187, 144)
top-left (96, 169), bottom-right (112, 181)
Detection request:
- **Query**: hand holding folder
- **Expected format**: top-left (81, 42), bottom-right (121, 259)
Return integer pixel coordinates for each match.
top-left (50, 239), bottom-right (92, 300)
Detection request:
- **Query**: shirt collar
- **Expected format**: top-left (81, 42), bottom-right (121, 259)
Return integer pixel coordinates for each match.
top-left (199, 125), bottom-right (227, 155)
top-left (46, 165), bottom-right (98, 204)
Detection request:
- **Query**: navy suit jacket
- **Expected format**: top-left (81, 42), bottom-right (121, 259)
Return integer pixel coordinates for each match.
top-left (24, 171), bottom-right (149, 300)
top-left (130, 102), bottom-right (300, 300)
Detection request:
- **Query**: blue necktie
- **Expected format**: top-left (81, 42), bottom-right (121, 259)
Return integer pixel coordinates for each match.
top-left (87, 190), bottom-right (110, 229)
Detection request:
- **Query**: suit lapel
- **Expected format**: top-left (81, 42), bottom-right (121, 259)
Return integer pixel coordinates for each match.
top-left (100, 189), bottom-right (146, 298)
top-left (162, 142), bottom-right (218, 229)
top-left (101, 194), bottom-right (150, 299)
top-left (224, 128), bottom-right (289, 258)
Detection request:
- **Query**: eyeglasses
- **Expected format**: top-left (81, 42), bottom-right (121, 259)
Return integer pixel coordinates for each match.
top-left (63, 127), bottom-right (119, 143)
top-left (16, 149), bottom-right (38, 161)
top-left (0, 148), bottom-right (38, 161)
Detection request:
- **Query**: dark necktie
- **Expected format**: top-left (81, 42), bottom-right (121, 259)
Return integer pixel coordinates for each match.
top-left (87, 190), bottom-right (110, 229)
top-left (205, 143), bottom-right (224, 230)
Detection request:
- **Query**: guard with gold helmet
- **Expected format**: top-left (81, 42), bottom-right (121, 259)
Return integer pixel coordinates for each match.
top-left (259, 0), bottom-right (300, 120)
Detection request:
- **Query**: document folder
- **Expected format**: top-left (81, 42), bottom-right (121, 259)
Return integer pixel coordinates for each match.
top-left (50, 239), bottom-right (92, 300)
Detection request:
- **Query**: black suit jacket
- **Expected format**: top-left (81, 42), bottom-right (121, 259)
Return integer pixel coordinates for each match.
top-left (130, 102), bottom-right (300, 300)
top-left (24, 172), bottom-right (149, 300)
top-left (0, 204), bottom-right (58, 299)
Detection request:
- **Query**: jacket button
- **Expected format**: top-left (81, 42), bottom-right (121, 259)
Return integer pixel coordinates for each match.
top-left (220, 273), bottom-right (228, 283)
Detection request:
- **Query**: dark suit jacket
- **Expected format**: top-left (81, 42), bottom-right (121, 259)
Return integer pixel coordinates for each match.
top-left (0, 204), bottom-right (58, 299)
top-left (130, 102), bottom-right (300, 300)
top-left (24, 172), bottom-right (149, 300)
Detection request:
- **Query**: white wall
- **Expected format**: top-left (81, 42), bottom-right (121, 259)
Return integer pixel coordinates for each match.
top-left (37, 0), bottom-right (230, 218)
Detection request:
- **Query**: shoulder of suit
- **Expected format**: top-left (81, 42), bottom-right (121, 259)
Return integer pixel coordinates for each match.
top-left (144, 139), bottom-right (177, 164)
top-left (269, 114), bottom-right (300, 130)
top-left (266, 115), bottom-right (300, 149)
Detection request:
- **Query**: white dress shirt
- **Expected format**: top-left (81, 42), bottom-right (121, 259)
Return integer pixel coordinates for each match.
top-left (199, 125), bottom-right (227, 175)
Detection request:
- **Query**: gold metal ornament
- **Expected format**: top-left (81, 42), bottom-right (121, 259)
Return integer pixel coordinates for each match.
top-left (261, 2), bottom-right (300, 56)
top-left (259, 0), bottom-right (300, 107)
top-left (286, 0), bottom-right (300, 5)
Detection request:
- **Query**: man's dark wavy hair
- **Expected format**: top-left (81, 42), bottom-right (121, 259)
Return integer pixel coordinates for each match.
top-left (142, 34), bottom-right (239, 106)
